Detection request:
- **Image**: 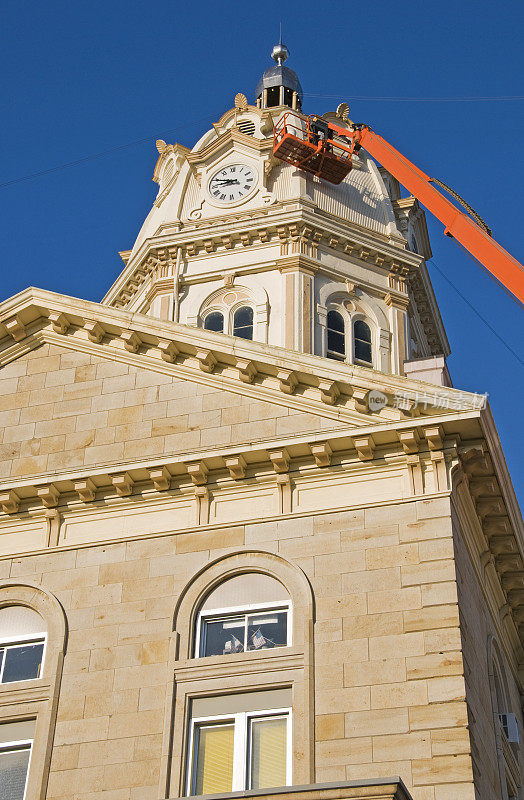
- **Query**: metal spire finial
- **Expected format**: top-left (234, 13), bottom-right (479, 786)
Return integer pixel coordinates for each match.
top-left (271, 25), bottom-right (289, 65)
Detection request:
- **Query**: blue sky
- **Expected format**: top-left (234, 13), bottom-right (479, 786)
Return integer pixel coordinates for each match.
top-left (1, 0), bottom-right (523, 504)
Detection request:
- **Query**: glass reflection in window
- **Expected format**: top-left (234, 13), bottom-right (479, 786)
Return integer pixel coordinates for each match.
top-left (353, 320), bottom-right (372, 364)
top-left (203, 312), bottom-right (224, 333)
top-left (0, 746), bottom-right (31, 800)
top-left (233, 307), bottom-right (253, 340)
top-left (326, 310), bottom-right (345, 359)
top-left (0, 641), bottom-right (44, 684)
top-left (200, 609), bottom-right (288, 657)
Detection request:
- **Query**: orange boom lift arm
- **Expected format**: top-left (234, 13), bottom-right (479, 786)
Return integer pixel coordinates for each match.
top-left (273, 113), bottom-right (524, 306)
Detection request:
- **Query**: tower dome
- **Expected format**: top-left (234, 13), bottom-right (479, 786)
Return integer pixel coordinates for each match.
top-left (255, 39), bottom-right (303, 110)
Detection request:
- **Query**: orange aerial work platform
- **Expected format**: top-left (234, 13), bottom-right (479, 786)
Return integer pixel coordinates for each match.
top-left (273, 113), bottom-right (355, 184)
top-left (273, 111), bottom-right (524, 306)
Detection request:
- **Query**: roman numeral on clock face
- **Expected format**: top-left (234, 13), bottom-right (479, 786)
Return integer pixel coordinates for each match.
top-left (209, 164), bottom-right (256, 203)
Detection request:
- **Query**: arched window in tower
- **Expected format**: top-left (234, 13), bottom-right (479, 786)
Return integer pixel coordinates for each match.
top-left (203, 312), bottom-right (224, 333)
top-left (353, 320), bottom-right (372, 365)
top-left (233, 307), bottom-right (253, 340)
top-left (326, 310), bottom-right (345, 359)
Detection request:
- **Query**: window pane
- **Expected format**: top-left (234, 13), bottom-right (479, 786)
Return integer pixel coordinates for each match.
top-left (353, 320), bottom-right (371, 342)
top-left (0, 607), bottom-right (44, 639)
top-left (0, 747), bottom-right (31, 800)
top-left (247, 611), bottom-right (288, 650)
top-left (354, 338), bottom-right (372, 364)
top-left (233, 307), bottom-right (253, 340)
top-left (327, 329), bottom-right (345, 355)
top-left (327, 311), bottom-right (345, 355)
top-left (201, 574), bottom-right (289, 612)
top-left (327, 309), bottom-right (344, 333)
top-left (203, 312), bottom-right (224, 333)
top-left (193, 724), bottom-right (234, 795)
top-left (2, 643), bottom-right (44, 684)
top-left (201, 617), bottom-right (245, 657)
top-left (250, 717), bottom-right (287, 790)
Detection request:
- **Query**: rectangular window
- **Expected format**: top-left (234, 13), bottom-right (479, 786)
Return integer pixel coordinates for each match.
top-left (187, 695), bottom-right (291, 796)
top-left (249, 715), bottom-right (288, 790)
top-left (0, 720), bottom-right (35, 800)
top-left (199, 608), bottom-right (289, 657)
top-left (0, 641), bottom-right (44, 684)
top-left (193, 723), bottom-right (234, 795)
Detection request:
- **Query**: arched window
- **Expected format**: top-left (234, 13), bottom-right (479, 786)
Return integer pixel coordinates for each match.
top-left (353, 319), bottom-right (372, 365)
top-left (167, 553), bottom-right (314, 796)
top-left (233, 306), bottom-right (253, 339)
top-left (488, 638), bottom-right (521, 800)
top-left (0, 586), bottom-right (66, 800)
top-left (196, 573), bottom-right (291, 658)
top-left (233, 306), bottom-right (253, 340)
top-left (326, 309), bottom-right (345, 359)
top-left (0, 606), bottom-right (46, 684)
top-left (203, 311), bottom-right (224, 333)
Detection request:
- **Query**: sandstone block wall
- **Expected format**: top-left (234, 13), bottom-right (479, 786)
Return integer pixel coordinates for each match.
top-left (0, 344), bottom-right (333, 480)
top-left (452, 507), bottom-right (524, 800)
top-left (0, 497), bottom-right (476, 800)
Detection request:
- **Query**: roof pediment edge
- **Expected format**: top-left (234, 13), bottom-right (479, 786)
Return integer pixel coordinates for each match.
top-left (187, 128), bottom-right (273, 164)
top-left (0, 289), bottom-right (486, 418)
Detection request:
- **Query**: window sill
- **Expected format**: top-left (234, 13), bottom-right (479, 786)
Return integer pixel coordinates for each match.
top-left (174, 777), bottom-right (413, 800)
top-left (193, 645), bottom-right (295, 663)
top-left (176, 647), bottom-right (304, 679)
top-left (0, 678), bottom-right (50, 703)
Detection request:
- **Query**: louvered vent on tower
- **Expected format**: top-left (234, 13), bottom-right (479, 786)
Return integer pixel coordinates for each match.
top-left (238, 120), bottom-right (255, 136)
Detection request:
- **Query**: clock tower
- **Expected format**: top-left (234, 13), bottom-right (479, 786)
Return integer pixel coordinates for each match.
top-left (103, 42), bottom-right (448, 383)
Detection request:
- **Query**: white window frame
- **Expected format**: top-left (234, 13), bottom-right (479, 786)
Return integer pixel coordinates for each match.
top-left (202, 309), bottom-right (226, 334)
top-left (324, 304), bottom-right (375, 368)
top-left (0, 737), bottom-right (33, 800)
top-left (230, 304), bottom-right (254, 340)
top-left (186, 708), bottom-right (292, 796)
top-left (325, 308), bottom-right (346, 362)
top-left (0, 634), bottom-right (46, 685)
top-left (195, 602), bottom-right (292, 659)
top-left (201, 305), bottom-right (256, 339)
top-left (352, 315), bottom-right (374, 368)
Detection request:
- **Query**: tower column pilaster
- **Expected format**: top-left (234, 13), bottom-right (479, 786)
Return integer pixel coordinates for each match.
top-left (385, 292), bottom-right (410, 375)
top-left (280, 264), bottom-right (315, 354)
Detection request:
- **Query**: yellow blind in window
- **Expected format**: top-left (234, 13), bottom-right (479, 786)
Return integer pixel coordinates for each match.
top-left (194, 724), bottom-right (234, 795)
top-left (250, 716), bottom-right (287, 790)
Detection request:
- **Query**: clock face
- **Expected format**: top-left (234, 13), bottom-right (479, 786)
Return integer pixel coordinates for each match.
top-left (208, 164), bottom-right (257, 204)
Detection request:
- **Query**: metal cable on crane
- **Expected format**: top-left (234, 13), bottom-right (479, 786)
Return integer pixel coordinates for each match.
top-left (430, 178), bottom-right (492, 236)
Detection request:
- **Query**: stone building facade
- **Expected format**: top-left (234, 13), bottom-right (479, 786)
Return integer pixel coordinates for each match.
top-left (0, 48), bottom-right (522, 800)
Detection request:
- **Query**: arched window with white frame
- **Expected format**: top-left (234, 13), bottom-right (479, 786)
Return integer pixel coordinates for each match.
top-left (326, 309), bottom-right (345, 360)
top-left (353, 318), bottom-right (373, 365)
top-left (323, 303), bottom-right (375, 368)
top-left (198, 288), bottom-right (259, 341)
top-left (203, 311), bottom-right (224, 333)
top-left (232, 306), bottom-right (254, 340)
top-left (166, 552), bottom-right (314, 797)
top-left (0, 585), bottom-right (66, 800)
